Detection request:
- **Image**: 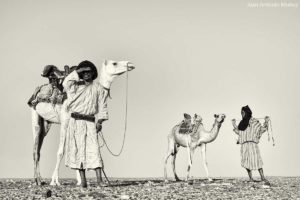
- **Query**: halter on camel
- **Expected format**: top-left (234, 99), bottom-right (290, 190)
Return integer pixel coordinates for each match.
top-left (99, 69), bottom-right (130, 157)
top-left (95, 68), bottom-right (130, 186)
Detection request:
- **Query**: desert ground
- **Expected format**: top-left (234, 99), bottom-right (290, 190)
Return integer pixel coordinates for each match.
top-left (0, 177), bottom-right (299, 199)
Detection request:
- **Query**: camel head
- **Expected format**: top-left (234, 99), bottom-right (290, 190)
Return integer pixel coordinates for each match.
top-left (99, 60), bottom-right (135, 89)
top-left (193, 114), bottom-right (202, 124)
top-left (214, 114), bottom-right (226, 124)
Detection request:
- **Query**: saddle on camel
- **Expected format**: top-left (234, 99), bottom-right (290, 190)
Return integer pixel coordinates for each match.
top-left (178, 113), bottom-right (193, 134)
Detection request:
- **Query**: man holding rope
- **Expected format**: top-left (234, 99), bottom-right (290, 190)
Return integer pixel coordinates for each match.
top-left (232, 105), bottom-right (271, 185)
top-left (63, 60), bottom-right (108, 188)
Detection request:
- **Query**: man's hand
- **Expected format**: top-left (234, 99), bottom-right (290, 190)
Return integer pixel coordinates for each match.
top-left (96, 119), bottom-right (107, 133)
top-left (76, 67), bottom-right (91, 73)
top-left (232, 119), bottom-right (237, 128)
top-left (96, 122), bottom-right (102, 133)
top-left (265, 116), bottom-right (270, 122)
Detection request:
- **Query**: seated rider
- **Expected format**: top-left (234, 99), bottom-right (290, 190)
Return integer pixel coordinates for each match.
top-left (28, 65), bottom-right (66, 109)
top-left (178, 113), bottom-right (193, 134)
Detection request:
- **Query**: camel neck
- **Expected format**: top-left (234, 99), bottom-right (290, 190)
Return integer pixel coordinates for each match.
top-left (210, 121), bottom-right (221, 134)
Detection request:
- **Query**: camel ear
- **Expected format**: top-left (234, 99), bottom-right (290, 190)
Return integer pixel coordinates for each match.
top-left (103, 59), bottom-right (107, 66)
top-left (214, 114), bottom-right (218, 118)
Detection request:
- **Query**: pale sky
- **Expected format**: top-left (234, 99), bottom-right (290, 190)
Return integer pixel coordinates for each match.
top-left (0, 0), bottom-right (299, 179)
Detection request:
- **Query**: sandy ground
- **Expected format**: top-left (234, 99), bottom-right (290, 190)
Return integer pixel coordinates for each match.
top-left (0, 177), bottom-right (299, 199)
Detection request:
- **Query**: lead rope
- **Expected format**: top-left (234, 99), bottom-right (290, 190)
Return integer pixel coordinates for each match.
top-left (268, 118), bottom-right (275, 146)
top-left (99, 70), bottom-right (129, 156)
top-left (260, 118), bottom-right (275, 146)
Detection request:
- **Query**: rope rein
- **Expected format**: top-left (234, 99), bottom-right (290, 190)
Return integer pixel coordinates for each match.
top-left (268, 118), bottom-right (275, 146)
top-left (99, 70), bottom-right (129, 156)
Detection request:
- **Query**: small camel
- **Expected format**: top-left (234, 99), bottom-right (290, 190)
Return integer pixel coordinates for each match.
top-left (30, 60), bottom-right (135, 186)
top-left (164, 113), bottom-right (226, 182)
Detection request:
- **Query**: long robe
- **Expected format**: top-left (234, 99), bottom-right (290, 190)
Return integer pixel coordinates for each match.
top-left (63, 71), bottom-right (108, 170)
top-left (234, 118), bottom-right (267, 170)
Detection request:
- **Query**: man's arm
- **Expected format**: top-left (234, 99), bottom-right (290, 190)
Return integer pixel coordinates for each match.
top-left (258, 117), bottom-right (269, 135)
top-left (96, 86), bottom-right (109, 132)
top-left (62, 71), bottom-right (80, 94)
top-left (232, 119), bottom-right (239, 135)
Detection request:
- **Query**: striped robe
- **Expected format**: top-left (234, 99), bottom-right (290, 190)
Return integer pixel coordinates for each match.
top-left (234, 118), bottom-right (267, 170)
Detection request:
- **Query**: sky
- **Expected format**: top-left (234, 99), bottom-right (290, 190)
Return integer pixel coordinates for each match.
top-left (0, 0), bottom-right (299, 179)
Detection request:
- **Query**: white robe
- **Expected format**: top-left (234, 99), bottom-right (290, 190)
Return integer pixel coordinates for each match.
top-left (63, 71), bottom-right (108, 169)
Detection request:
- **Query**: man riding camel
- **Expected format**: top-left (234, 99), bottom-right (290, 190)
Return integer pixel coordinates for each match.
top-left (27, 65), bottom-right (65, 109)
top-left (63, 60), bottom-right (109, 188)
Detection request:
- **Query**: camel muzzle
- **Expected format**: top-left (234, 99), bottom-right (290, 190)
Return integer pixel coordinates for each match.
top-left (127, 62), bottom-right (135, 71)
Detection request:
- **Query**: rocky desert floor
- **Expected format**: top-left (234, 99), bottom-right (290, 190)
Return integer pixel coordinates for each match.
top-left (0, 177), bottom-right (299, 199)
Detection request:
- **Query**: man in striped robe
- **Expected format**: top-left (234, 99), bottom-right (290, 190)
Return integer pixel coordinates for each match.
top-left (63, 60), bottom-right (109, 188)
top-left (232, 105), bottom-right (270, 185)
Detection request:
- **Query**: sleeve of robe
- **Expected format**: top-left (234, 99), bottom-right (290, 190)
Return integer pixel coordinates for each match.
top-left (96, 86), bottom-right (109, 121)
top-left (257, 121), bottom-right (268, 139)
top-left (62, 71), bottom-right (80, 96)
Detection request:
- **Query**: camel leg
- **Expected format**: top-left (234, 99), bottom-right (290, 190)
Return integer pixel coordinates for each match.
top-left (76, 170), bottom-right (81, 185)
top-left (50, 118), bottom-right (68, 186)
top-left (50, 134), bottom-right (65, 186)
top-left (172, 146), bottom-right (180, 181)
top-left (164, 148), bottom-right (173, 182)
top-left (36, 120), bottom-right (51, 181)
top-left (186, 147), bottom-right (195, 181)
top-left (185, 137), bottom-right (192, 181)
top-left (32, 109), bottom-right (47, 185)
top-left (164, 136), bottom-right (176, 182)
top-left (200, 144), bottom-right (212, 182)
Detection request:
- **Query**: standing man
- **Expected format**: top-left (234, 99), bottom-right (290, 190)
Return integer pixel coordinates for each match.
top-left (232, 105), bottom-right (270, 185)
top-left (63, 60), bottom-right (108, 188)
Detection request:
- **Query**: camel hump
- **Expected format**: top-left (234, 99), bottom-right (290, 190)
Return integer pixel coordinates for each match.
top-left (183, 113), bottom-right (191, 120)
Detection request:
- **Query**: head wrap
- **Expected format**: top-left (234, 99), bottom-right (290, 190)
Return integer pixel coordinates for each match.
top-left (76, 60), bottom-right (98, 80)
top-left (41, 65), bottom-right (58, 77)
top-left (238, 105), bottom-right (252, 131)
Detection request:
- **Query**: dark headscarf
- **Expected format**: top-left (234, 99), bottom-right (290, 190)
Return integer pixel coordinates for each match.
top-left (76, 60), bottom-right (98, 81)
top-left (238, 105), bottom-right (252, 131)
top-left (41, 65), bottom-right (58, 77)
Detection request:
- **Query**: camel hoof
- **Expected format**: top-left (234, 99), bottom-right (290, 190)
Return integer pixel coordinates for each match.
top-left (164, 179), bottom-right (169, 183)
top-left (208, 178), bottom-right (213, 182)
top-left (76, 182), bottom-right (81, 186)
top-left (50, 180), bottom-right (61, 186)
top-left (35, 178), bottom-right (42, 186)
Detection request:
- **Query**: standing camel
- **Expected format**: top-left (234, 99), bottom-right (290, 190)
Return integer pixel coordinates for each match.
top-left (30, 60), bottom-right (135, 186)
top-left (164, 113), bottom-right (226, 182)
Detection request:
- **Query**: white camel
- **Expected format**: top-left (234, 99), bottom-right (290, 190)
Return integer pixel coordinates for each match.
top-left (164, 113), bottom-right (226, 182)
top-left (30, 60), bottom-right (135, 186)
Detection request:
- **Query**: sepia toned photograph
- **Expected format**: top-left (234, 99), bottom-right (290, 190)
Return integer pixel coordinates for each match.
top-left (0, 0), bottom-right (299, 199)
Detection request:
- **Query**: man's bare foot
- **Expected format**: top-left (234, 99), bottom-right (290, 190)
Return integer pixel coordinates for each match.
top-left (263, 179), bottom-right (270, 185)
top-left (81, 182), bottom-right (87, 188)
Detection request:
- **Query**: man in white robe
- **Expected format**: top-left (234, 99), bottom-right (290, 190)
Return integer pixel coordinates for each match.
top-left (63, 60), bottom-right (108, 187)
